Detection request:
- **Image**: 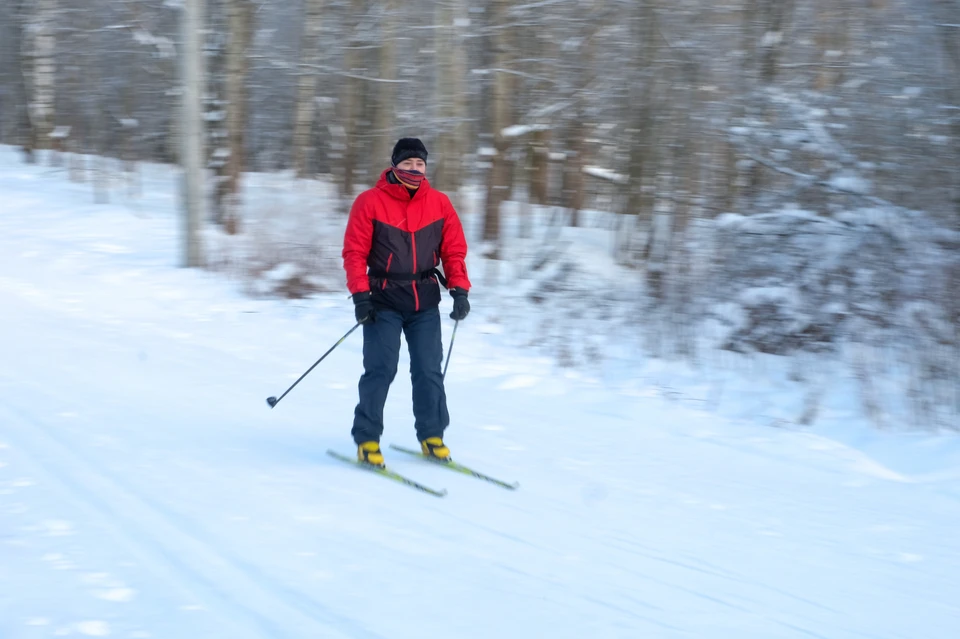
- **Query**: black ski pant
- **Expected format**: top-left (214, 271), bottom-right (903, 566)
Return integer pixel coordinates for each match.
top-left (351, 307), bottom-right (449, 444)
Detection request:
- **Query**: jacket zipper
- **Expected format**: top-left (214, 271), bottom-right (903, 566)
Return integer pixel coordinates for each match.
top-left (383, 253), bottom-right (393, 290)
top-left (411, 231), bottom-right (419, 311)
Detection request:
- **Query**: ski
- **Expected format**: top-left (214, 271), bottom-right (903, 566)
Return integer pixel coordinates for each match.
top-left (326, 450), bottom-right (447, 498)
top-left (388, 444), bottom-right (520, 490)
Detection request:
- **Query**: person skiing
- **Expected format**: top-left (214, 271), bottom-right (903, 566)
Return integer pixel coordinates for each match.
top-left (342, 138), bottom-right (471, 468)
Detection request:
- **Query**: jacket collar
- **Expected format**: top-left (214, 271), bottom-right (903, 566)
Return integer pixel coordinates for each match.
top-left (376, 168), bottom-right (430, 202)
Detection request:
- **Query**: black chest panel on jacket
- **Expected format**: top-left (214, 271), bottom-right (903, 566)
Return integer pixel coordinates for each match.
top-left (368, 218), bottom-right (444, 312)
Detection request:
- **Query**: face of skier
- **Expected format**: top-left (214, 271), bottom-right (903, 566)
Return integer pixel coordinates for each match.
top-left (396, 157), bottom-right (426, 174)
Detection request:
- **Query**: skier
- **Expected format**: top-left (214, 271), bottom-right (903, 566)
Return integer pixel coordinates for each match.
top-left (342, 138), bottom-right (471, 468)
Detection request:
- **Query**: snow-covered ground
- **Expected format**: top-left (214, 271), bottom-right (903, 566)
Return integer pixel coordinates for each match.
top-left (1, 147), bottom-right (958, 639)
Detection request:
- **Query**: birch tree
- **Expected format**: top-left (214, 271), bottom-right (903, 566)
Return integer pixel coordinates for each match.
top-left (220, 0), bottom-right (254, 234)
top-left (433, 0), bottom-right (468, 204)
top-left (181, 0), bottom-right (206, 267)
top-left (481, 0), bottom-right (513, 255)
top-left (338, 0), bottom-right (365, 201)
top-left (931, 2), bottom-right (960, 222)
top-left (527, 26), bottom-right (556, 209)
top-left (814, 0), bottom-right (849, 90)
top-left (23, 0), bottom-right (57, 161)
top-left (562, 1), bottom-right (604, 228)
top-left (621, 1), bottom-right (659, 227)
top-left (3, 0), bottom-right (34, 158)
top-left (371, 0), bottom-right (396, 177)
top-left (292, 0), bottom-right (324, 178)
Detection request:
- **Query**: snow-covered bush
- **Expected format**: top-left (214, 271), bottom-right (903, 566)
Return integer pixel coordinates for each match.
top-left (704, 207), bottom-right (956, 350)
top-left (681, 206), bottom-right (959, 428)
top-left (204, 174), bottom-right (344, 299)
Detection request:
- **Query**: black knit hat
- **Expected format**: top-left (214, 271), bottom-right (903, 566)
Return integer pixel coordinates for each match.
top-left (391, 138), bottom-right (428, 166)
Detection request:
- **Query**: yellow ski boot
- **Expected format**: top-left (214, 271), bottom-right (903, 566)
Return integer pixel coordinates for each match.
top-left (357, 441), bottom-right (385, 469)
top-left (420, 437), bottom-right (451, 463)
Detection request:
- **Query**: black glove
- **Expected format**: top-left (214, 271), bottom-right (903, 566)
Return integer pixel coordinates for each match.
top-left (353, 291), bottom-right (376, 324)
top-left (450, 288), bottom-right (470, 321)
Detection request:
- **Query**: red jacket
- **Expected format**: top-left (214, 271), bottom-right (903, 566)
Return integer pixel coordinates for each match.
top-left (343, 169), bottom-right (471, 312)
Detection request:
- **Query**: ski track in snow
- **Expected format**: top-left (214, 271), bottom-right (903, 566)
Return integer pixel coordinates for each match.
top-left (0, 401), bottom-right (387, 639)
top-left (1, 148), bottom-right (959, 638)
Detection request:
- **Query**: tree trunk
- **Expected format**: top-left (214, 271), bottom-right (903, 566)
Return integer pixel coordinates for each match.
top-left (759, 0), bottom-right (794, 85)
top-left (529, 128), bottom-right (550, 207)
top-left (371, 0), bottom-right (396, 178)
top-left (450, 0), bottom-right (469, 204)
top-left (563, 1), bottom-right (603, 227)
top-left (815, 0), bottom-right (848, 90)
top-left (934, 6), bottom-right (960, 223)
top-left (181, 0), bottom-right (207, 267)
top-left (526, 24), bottom-right (555, 209)
top-left (292, 0), bottom-right (324, 178)
top-left (675, 99), bottom-right (700, 234)
top-left (742, 0), bottom-right (794, 85)
top-left (222, 0), bottom-right (254, 234)
top-left (433, 0), bottom-right (468, 205)
top-left (482, 0), bottom-right (512, 255)
top-left (622, 0), bottom-right (658, 222)
top-left (24, 0), bottom-right (57, 159)
top-left (9, 1), bottom-right (34, 161)
top-left (339, 0), bottom-right (365, 202)
top-left (562, 117), bottom-right (586, 227)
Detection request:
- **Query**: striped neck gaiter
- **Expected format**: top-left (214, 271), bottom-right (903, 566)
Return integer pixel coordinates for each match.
top-left (392, 166), bottom-right (425, 190)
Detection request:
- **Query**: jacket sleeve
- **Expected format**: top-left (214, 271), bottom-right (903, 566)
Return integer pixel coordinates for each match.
top-left (342, 194), bottom-right (373, 294)
top-left (439, 196), bottom-right (471, 292)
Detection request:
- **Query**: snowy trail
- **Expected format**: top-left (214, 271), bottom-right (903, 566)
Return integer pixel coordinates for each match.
top-left (2, 150), bottom-right (959, 638)
top-left (1, 402), bottom-right (384, 639)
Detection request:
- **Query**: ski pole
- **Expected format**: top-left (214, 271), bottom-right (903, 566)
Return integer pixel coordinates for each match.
top-left (442, 320), bottom-right (459, 381)
top-left (266, 321), bottom-right (362, 408)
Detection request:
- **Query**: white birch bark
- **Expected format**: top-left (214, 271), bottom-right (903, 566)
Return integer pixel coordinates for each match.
top-left (482, 0), bottom-right (511, 252)
top-left (26, 0), bottom-right (57, 154)
top-left (434, 0), bottom-right (467, 204)
top-left (180, 0), bottom-right (206, 267)
top-left (222, 0), bottom-right (253, 234)
top-left (371, 0), bottom-right (397, 177)
top-left (292, 0), bottom-right (324, 178)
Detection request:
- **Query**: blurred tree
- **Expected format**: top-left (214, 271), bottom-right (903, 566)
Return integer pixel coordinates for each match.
top-left (1, 1), bottom-right (34, 159)
top-left (931, 1), bottom-right (960, 222)
top-left (0, 0), bottom-right (955, 231)
top-left (220, 0), bottom-right (254, 234)
top-left (22, 0), bottom-right (57, 161)
top-left (181, 0), bottom-right (206, 267)
top-left (370, 0), bottom-right (396, 178)
top-left (620, 0), bottom-right (659, 229)
top-left (292, 0), bottom-right (324, 178)
top-left (815, 0), bottom-right (848, 90)
top-left (338, 0), bottom-right (365, 202)
top-left (432, 0), bottom-right (468, 205)
top-left (481, 0), bottom-right (513, 255)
